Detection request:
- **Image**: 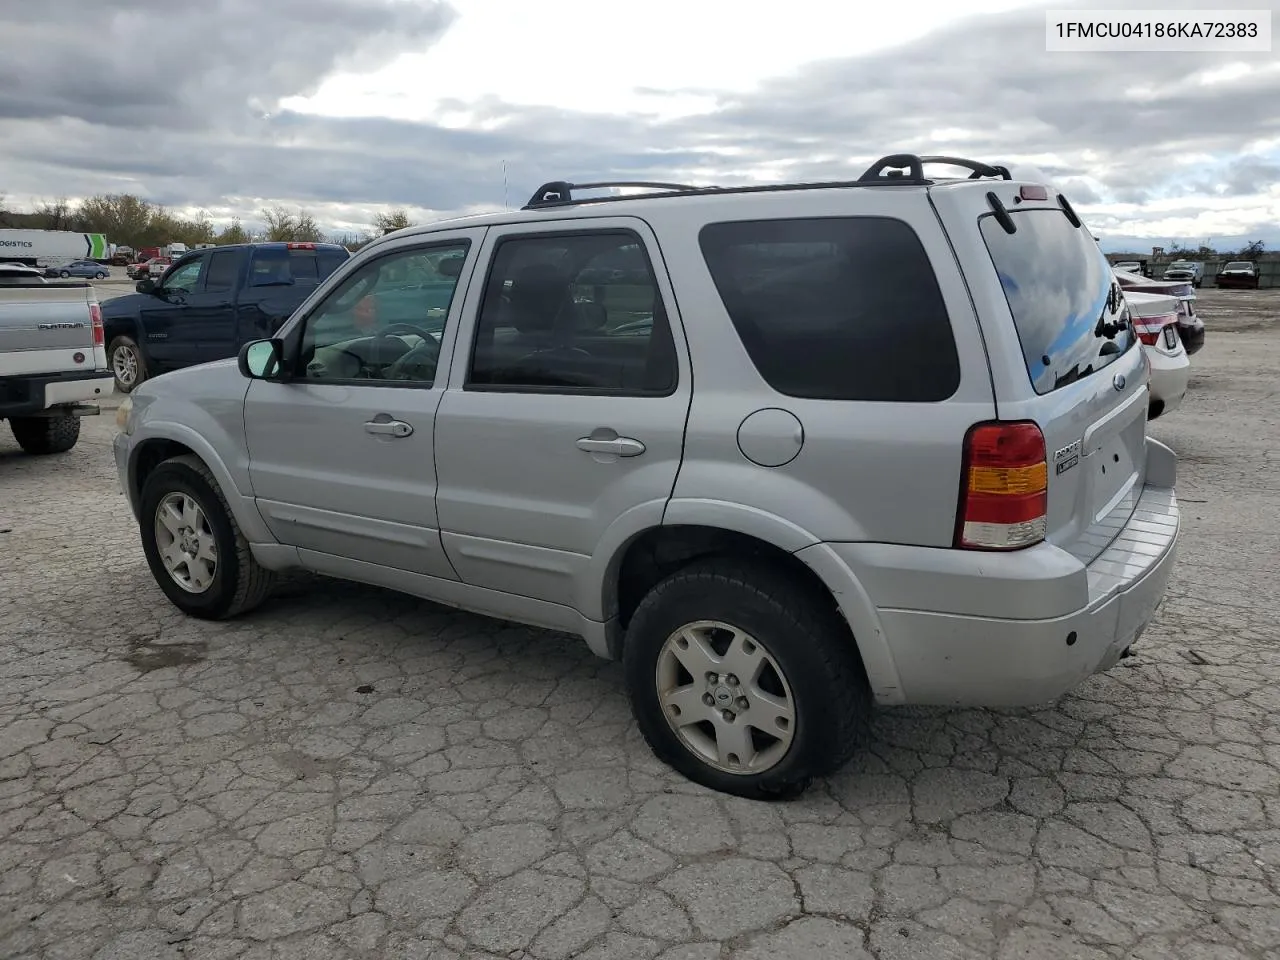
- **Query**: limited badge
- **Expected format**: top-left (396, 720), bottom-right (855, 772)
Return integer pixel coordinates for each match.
top-left (1054, 438), bottom-right (1082, 475)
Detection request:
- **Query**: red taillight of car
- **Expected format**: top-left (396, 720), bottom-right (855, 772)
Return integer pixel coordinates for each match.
top-left (89, 303), bottom-right (104, 346)
top-left (1131, 311), bottom-right (1178, 346)
top-left (956, 421), bottom-right (1048, 551)
top-left (287, 242), bottom-right (316, 250)
top-left (1019, 184), bottom-right (1049, 201)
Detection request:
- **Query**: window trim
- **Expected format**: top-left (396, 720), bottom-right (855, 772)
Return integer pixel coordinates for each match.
top-left (696, 214), bottom-right (962, 404)
top-left (283, 238), bottom-right (473, 390)
top-left (462, 227), bottom-right (679, 398)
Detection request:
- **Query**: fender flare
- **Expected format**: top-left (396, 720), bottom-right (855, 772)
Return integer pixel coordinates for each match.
top-left (598, 498), bottom-right (903, 703)
top-left (128, 419), bottom-right (274, 544)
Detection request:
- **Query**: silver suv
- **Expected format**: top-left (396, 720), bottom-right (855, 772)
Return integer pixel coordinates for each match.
top-left (114, 155), bottom-right (1180, 798)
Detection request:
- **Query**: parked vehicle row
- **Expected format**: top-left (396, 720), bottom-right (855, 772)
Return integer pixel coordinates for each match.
top-left (113, 156), bottom-right (1181, 798)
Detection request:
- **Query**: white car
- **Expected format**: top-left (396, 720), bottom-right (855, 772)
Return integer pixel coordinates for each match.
top-left (1125, 290), bottom-right (1189, 420)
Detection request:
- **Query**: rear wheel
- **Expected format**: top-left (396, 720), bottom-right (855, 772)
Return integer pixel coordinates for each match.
top-left (139, 455), bottom-right (275, 619)
top-left (59, 270), bottom-right (70, 278)
top-left (9, 414), bottom-right (80, 454)
top-left (623, 559), bottom-right (870, 799)
top-left (108, 335), bottom-right (148, 393)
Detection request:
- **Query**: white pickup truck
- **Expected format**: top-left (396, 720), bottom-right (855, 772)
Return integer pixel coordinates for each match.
top-left (0, 264), bottom-right (114, 454)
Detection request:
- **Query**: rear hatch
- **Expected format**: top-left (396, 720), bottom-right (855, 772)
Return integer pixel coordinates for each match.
top-left (0, 278), bottom-right (105, 377)
top-left (931, 182), bottom-right (1149, 564)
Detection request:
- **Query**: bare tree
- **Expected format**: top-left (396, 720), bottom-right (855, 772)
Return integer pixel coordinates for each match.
top-left (261, 205), bottom-right (323, 242)
top-left (34, 197), bottom-right (74, 230)
top-left (372, 207), bottom-right (415, 236)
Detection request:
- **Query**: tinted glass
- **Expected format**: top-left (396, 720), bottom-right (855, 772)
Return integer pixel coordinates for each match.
top-left (698, 217), bottom-right (959, 402)
top-left (297, 241), bottom-right (469, 385)
top-left (467, 231), bottom-right (677, 394)
top-left (981, 209), bottom-right (1134, 395)
top-left (204, 250), bottom-right (240, 292)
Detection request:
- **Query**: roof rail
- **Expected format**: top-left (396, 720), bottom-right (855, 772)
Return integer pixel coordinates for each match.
top-left (524, 180), bottom-right (707, 209)
top-left (856, 153), bottom-right (1012, 184)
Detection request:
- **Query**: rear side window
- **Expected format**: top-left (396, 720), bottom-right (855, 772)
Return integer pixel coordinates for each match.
top-left (204, 250), bottom-right (240, 292)
top-left (698, 217), bottom-right (960, 402)
top-left (249, 247), bottom-right (345, 287)
top-left (980, 209), bottom-right (1134, 395)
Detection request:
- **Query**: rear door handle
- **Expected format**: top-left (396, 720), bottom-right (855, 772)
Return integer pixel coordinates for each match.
top-left (576, 436), bottom-right (645, 457)
top-left (365, 419), bottom-right (413, 438)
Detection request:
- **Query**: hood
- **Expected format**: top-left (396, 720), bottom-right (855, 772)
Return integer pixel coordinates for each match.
top-left (133, 357), bottom-right (244, 404)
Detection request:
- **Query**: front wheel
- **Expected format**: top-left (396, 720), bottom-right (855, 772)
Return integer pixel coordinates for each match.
top-left (139, 455), bottom-right (276, 619)
top-left (95, 272), bottom-right (106, 280)
top-left (9, 414), bottom-right (80, 454)
top-left (623, 559), bottom-right (870, 799)
top-left (108, 335), bottom-right (148, 393)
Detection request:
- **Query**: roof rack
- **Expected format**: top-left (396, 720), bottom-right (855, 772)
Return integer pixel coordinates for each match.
top-left (518, 154), bottom-right (1015, 211)
top-left (524, 180), bottom-right (708, 209)
top-left (856, 154), bottom-right (1012, 183)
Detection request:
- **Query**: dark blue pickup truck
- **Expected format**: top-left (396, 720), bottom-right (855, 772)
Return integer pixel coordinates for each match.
top-left (102, 241), bottom-right (350, 392)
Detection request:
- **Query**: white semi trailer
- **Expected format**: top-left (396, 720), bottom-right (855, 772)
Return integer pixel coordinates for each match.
top-left (0, 229), bottom-right (112, 268)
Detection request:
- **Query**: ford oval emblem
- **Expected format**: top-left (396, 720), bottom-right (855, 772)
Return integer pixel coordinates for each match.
top-left (1113, 373), bottom-right (1126, 391)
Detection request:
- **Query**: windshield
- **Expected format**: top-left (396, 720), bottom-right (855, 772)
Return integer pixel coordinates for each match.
top-left (981, 208), bottom-right (1135, 395)
top-left (1225, 262), bottom-right (1252, 271)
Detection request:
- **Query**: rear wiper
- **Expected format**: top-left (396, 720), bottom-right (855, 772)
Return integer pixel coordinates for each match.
top-left (1053, 362), bottom-right (1095, 390)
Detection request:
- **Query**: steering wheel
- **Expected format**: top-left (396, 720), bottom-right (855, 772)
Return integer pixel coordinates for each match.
top-left (378, 322), bottom-right (442, 380)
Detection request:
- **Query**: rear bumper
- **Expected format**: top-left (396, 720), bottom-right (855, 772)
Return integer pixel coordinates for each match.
top-left (1146, 344), bottom-right (1190, 417)
top-left (811, 439), bottom-right (1179, 708)
top-left (0, 372), bottom-right (114, 417)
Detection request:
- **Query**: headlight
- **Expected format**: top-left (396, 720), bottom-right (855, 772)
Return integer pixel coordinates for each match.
top-left (115, 396), bottom-right (133, 434)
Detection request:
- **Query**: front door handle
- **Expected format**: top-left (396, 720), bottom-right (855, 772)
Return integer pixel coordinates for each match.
top-left (365, 418), bottom-right (413, 438)
top-left (576, 435), bottom-right (645, 457)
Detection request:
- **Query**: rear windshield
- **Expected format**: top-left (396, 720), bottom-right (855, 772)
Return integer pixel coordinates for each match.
top-left (698, 217), bottom-right (960, 402)
top-left (250, 248), bottom-right (349, 287)
top-left (981, 209), bottom-right (1134, 395)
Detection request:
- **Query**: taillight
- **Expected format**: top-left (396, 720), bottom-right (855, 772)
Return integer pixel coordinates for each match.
top-left (1131, 311), bottom-right (1177, 345)
top-left (90, 303), bottom-right (104, 346)
top-left (956, 421), bottom-right (1048, 551)
top-left (287, 242), bottom-right (316, 250)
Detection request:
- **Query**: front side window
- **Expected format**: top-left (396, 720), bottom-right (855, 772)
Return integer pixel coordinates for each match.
top-left (296, 241), bottom-right (469, 385)
top-left (698, 217), bottom-right (960, 402)
top-left (467, 231), bottom-right (677, 395)
top-left (163, 257), bottom-right (205, 293)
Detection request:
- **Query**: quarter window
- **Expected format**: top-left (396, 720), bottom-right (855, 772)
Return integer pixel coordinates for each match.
top-left (698, 217), bottom-right (961, 402)
top-left (467, 231), bottom-right (677, 395)
top-left (296, 242), bottom-right (470, 386)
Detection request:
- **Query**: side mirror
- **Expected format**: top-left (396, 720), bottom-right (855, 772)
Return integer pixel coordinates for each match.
top-left (238, 339), bottom-right (284, 380)
top-left (136, 278), bottom-right (156, 294)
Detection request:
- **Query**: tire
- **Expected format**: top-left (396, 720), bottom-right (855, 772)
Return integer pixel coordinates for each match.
top-left (623, 558), bottom-right (870, 800)
top-left (108, 335), bottom-right (148, 393)
top-left (95, 272), bottom-right (106, 280)
top-left (139, 454), bottom-right (275, 619)
top-left (9, 414), bottom-right (80, 455)
top-left (59, 270), bottom-right (70, 278)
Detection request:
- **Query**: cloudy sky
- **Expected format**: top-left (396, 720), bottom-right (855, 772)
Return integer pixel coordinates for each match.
top-left (1, 0), bottom-right (1277, 251)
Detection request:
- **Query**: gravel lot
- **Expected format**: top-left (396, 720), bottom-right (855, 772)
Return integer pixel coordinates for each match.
top-left (2, 289), bottom-right (1279, 960)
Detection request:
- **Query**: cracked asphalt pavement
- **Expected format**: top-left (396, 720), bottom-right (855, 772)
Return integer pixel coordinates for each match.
top-left (2, 289), bottom-right (1279, 959)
